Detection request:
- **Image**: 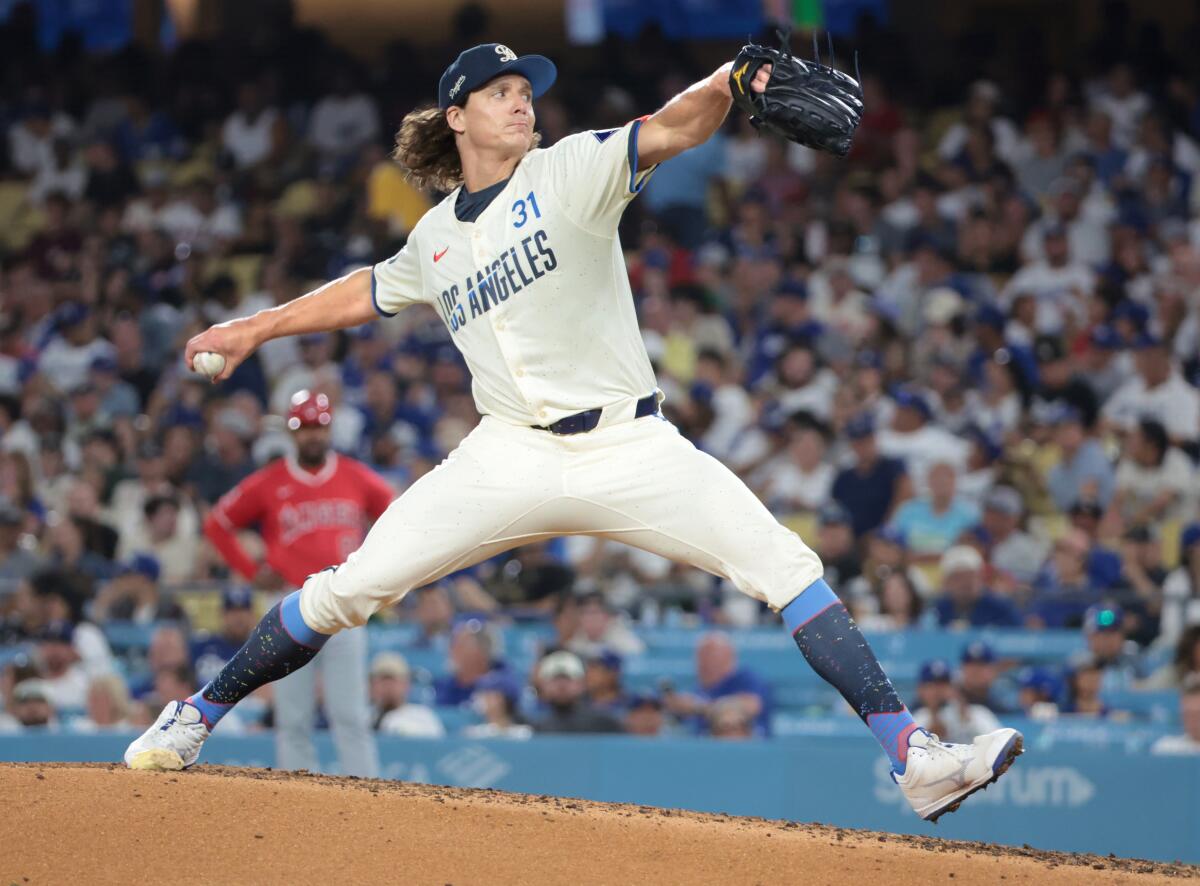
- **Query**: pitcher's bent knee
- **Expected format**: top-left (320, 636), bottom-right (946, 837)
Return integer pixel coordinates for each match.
top-left (730, 525), bottom-right (824, 612)
top-left (297, 550), bottom-right (413, 633)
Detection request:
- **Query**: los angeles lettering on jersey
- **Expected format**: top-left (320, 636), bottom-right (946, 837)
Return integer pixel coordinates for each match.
top-left (434, 228), bottom-right (558, 332)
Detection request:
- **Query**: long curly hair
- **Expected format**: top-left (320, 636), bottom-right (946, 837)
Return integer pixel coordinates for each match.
top-left (392, 104), bottom-right (542, 193)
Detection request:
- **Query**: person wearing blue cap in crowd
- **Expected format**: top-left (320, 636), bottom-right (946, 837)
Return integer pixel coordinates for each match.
top-left (1102, 331), bottom-right (1200, 449)
top-left (583, 650), bottom-right (626, 714)
top-left (958, 641), bottom-right (1014, 713)
top-left (832, 412), bottom-right (908, 539)
top-left (190, 587), bottom-right (259, 686)
top-left (1046, 403), bottom-right (1115, 514)
top-left (1080, 324), bottom-right (1129, 402)
top-left (1161, 524), bottom-right (1200, 651)
top-left (465, 671), bottom-right (531, 739)
top-left (1082, 604), bottom-right (1147, 691)
top-left (1017, 666), bottom-right (1063, 720)
top-left (911, 657), bottom-right (1001, 744)
top-left (877, 386), bottom-right (969, 497)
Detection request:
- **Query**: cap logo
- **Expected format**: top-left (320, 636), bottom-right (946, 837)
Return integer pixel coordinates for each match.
top-left (495, 44), bottom-right (517, 63)
top-left (448, 74), bottom-right (466, 100)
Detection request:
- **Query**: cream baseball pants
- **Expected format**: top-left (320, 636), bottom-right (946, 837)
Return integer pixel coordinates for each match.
top-left (299, 413), bottom-right (824, 632)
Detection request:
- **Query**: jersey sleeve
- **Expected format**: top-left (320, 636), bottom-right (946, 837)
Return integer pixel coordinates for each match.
top-left (371, 237), bottom-right (425, 318)
top-left (543, 118), bottom-right (657, 235)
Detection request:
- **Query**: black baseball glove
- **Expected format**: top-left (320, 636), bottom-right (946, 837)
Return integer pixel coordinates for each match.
top-left (728, 33), bottom-right (864, 157)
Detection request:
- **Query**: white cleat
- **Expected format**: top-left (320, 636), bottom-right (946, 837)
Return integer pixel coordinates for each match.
top-left (894, 727), bottom-right (1024, 822)
top-left (124, 701), bottom-right (210, 771)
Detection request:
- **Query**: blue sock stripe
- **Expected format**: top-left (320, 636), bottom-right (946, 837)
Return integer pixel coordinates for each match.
top-left (280, 590), bottom-right (329, 649)
top-left (187, 688), bottom-right (231, 728)
top-left (781, 578), bottom-right (840, 634)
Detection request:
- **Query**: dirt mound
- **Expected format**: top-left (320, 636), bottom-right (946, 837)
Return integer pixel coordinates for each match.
top-left (1, 763), bottom-right (1195, 885)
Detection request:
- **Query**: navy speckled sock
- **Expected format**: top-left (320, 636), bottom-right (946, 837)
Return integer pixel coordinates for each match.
top-left (783, 579), bottom-right (918, 773)
top-left (187, 591), bottom-right (328, 728)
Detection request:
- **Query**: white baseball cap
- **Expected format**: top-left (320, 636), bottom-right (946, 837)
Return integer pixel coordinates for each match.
top-left (537, 651), bottom-right (585, 682)
top-left (940, 545), bottom-right (984, 575)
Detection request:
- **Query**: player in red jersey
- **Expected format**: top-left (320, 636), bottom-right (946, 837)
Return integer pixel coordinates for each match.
top-left (202, 390), bottom-right (394, 776)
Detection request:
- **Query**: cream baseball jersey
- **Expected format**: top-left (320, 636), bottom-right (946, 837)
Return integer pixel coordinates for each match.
top-left (371, 118), bottom-right (658, 427)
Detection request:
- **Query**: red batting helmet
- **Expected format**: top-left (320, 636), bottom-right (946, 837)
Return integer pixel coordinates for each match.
top-left (287, 390), bottom-right (332, 430)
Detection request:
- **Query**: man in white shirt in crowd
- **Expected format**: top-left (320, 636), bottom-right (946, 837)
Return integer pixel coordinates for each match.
top-left (877, 388), bottom-right (969, 495)
top-left (1003, 224), bottom-right (1093, 336)
top-left (308, 70), bottom-right (381, 165)
top-left (370, 652), bottom-right (445, 738)
top-left (912, 658), bottom-right (1001, 745)
top-left (1103, 333), bottom-right (1200, 448)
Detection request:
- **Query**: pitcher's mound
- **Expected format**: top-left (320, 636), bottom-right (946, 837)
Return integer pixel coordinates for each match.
top-left (1, 763), bottom-right (1194, 885)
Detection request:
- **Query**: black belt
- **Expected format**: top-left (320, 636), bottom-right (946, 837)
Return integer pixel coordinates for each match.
top-left (532, 393), bottom-right (659, 435)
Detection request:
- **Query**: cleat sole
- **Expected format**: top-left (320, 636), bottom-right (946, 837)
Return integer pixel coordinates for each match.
top-left (925, 734), bottom-right (1024, 824)
top-left (128, 748), bottom-right (185, 772)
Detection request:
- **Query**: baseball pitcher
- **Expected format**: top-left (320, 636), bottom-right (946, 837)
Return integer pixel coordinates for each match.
top-left (125, 39), bottom-right (1022, 821)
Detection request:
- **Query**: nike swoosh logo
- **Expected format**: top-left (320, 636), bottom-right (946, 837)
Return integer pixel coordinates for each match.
top-left (433, 247), bottom-right (449, 263)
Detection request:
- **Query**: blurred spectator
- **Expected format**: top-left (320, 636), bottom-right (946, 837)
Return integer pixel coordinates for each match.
top-left (1150, 675), bottom-right (1200, 755)
top-left (583, 651), bottom-right (625, 713)
top-left (707, 696), bottom-right (756, 740)
top-left (758, 413), bottom-right (834, 514)
top-left (1082, 604), bottom-right (1145, 689)
top-left (1108, 418), bottom-right (1193, 529)
top-left (73, 673), bottom-right (134, 732)
top-left (566, 591), bottom-right (645, 658)
top-left (1115, 527), bottom-right (1167, 645)
top-left (889, 461), bottom-right (980, 560)
top-left (0, 500), bottom-right (41, 582)
top-left (1061, 654), bottom-right (1116, 718)
top-left (531, 651), bottom-right (622, 734)
top-left (221, 82), bottom-right (282, 171)
top-left (1017, 666), bottom-right (1063, 721)
top-left (434, 621), bottom-right (505, 706)
top-left (1046, 405), bottom-right (1115, 512)
top-left (412, 584), bottom-right (456, 650)
top-left (831, 412), bottom-right (908, 538)
top-left (1028, 529), bottom-right (1104, 628)
top-left (911, 658), bottom-right (1000, 743)
top-left (624, 692), bottom-right (665, 737)
top-left (465, 672), bottom-right (531, 739)
top-left (813, 502), bottom-right (861, 590)
top-left (856, 570), bottom-right (926, 632)
top-left (1160, 524), bottom-right (1200, 650)
top-left (938, 81), bottom-right (1021, 166)
top-left (117, 493), bottom-right (199, 583)
top-left (877, 389), bottom-right (969, 494)
top-left (958, 641), bottom-right (1010, 713)
top-left (91, 555), bottom-right (185, 625)
top-left (7, 679), bottom-right (57, 730)
top-left (370, 653), bottom-right (444, 737)
top-left (308, 70), bottom-right (381, 164)
top-left (1142, 625), bottom-right (1200, 690)
top-left (978, 486), bottom-right (1046, 588)
top-left (151, 664), bottom-right (197, 712)
top-left (33, 620), bottom-right (87, 709)
top-left (191, 588), bottom-right (257, 685)
top-left (665, 632), bottom-right (772, 737)
top-left (1102, 336), bottom-right (1200, 448)
top-left (934, 545), bottom-right (1022, 629)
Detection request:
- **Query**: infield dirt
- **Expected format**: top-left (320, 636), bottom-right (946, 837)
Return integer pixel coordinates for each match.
top-left (1, 763), bottom-right (1195, 885)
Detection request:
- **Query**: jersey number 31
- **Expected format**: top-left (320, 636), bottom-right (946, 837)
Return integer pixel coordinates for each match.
top-left (512, 191), bottom-right (542, 228)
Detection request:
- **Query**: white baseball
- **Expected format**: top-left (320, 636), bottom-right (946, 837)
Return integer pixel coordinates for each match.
top-left (193, 351), bottom-right (226, 379)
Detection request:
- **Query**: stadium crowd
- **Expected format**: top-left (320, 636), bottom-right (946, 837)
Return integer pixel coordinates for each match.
top-left (1, 3), bottom-right (1200, 753)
